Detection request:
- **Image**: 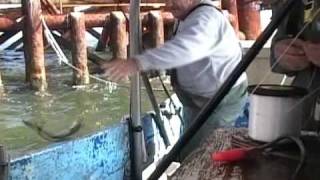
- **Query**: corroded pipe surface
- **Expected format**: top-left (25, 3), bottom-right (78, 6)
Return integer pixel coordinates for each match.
top-left (23, 0), bottom-right (47, 91)
top-left (109, 11), bottom-right (127, 59)
top-left (222, 0), bottom-right (239, 36)
top-left (70, 12), bottom-right (90, 85)
top-left (96, 16), bottom-right (111, 51)
top-left (146, 11), bottom-right (164, 48)
top-left (237, 0), bottom-right (261, 40)
top-left (0, 12), bottom-right (174, 31)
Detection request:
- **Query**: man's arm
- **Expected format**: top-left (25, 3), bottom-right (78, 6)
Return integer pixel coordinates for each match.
top-left (135, 7), bottom-right (235, 71)
top-left (100, 6), bottom-right (239, 82)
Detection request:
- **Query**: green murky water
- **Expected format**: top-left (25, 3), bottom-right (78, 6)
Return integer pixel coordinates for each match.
top-left (0, 50), bottom-right (169, 157)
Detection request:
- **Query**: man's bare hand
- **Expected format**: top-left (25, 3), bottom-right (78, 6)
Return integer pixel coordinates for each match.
top-left (274, 38), bottom-right (310, 71)
top-left (101, 58), bottom-right (139, 82)
top-left (303, 41), bottom-right (320, 67)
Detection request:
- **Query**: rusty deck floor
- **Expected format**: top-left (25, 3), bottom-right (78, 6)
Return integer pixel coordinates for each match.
top-left (169, 128), bottom-right (320, 180)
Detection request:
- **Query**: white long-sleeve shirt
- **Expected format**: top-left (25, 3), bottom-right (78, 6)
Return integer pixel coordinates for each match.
top-left (135, 0), bottom-right (247, 98)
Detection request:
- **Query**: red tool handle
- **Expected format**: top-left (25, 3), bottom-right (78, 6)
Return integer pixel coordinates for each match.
top-left (211, 148), bottom-right (250, 162)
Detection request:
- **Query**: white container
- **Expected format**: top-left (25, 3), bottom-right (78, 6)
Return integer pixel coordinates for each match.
top-left (248, 85), bottom-right (308, 142)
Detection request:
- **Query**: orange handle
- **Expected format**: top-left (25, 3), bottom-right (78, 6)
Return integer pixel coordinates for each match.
top-left (211, 148), bottom-right (250, 162)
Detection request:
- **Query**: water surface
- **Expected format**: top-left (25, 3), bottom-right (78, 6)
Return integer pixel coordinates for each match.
top-left (0, 49), bottom-right (169, 157)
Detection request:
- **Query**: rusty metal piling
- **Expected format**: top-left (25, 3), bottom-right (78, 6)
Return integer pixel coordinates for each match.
top-left (109, 11), bottom-right (128, 59)
top-left (70, 12), bottom-right (90, 85)
top-left (22, 0), bottom-right (47, 91)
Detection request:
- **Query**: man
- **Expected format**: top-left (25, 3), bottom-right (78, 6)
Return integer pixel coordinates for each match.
top-left (271, 0), bottom-right (320, 128)
top-left (102, 0), bottom-right (248, 157)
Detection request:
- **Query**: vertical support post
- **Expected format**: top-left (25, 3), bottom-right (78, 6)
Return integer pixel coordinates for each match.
top-left (237, 0), bottom-right (261, 40)
top-left (221, 0), bottom-right (239, 37)
top-left (142, 10), bottom-right (171, 147)
top-left (70, 12), bottom-right (89, 85)
top-left (145, 11), bottom-right (165, 76)
top-left (129, 0), bottom-right (143, 179)
top-left (22, 0), bottom-right (31, 82)
top-left (96, 16), bottom-right (111, 51)
top-left (147, 11), bottom-right (164, 47)
top-left (109, 12), bottom-right (128, 59)
top-left (0, 145), bottom-right (9, 180)
top-left (22, 0), bottom-right (47, 91)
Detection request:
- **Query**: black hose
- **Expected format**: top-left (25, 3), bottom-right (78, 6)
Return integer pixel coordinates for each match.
top-left (158, 75), bottom-right (184, 126)
top-left (258, 136), bottom-right (306, 180)
top-left (141, 73), bottom-right (171, 147)
top-left (147, 0), bottom-right (298, 179)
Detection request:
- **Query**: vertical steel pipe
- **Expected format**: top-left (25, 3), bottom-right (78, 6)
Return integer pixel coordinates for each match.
top-left (221, 0), bottom-right (239, 37)
top-left (22, 0), bottom-right (47, 91)
top-left (70, 12), bottom-right (90, 85)
top-left (237, 0), bottom-right (261, 40)
top-left (110, 11), bottom-right (128, 59)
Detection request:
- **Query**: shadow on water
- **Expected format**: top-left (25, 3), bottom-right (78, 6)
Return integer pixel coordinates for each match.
top-left (0, 50), bottom-right (168, 157)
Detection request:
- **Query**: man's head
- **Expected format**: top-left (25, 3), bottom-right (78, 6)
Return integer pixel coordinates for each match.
top-left (165, 0), bottom-right (201, 20)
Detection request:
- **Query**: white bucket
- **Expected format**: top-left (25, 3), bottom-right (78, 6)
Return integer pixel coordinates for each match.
top-left (248, 85), bottom-right (308, 142)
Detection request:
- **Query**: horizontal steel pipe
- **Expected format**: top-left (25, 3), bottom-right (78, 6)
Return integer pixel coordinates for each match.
top-left (0, 0), bottom-right (165, 4)
top-left (0, 12), bottom-right (174, 31)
